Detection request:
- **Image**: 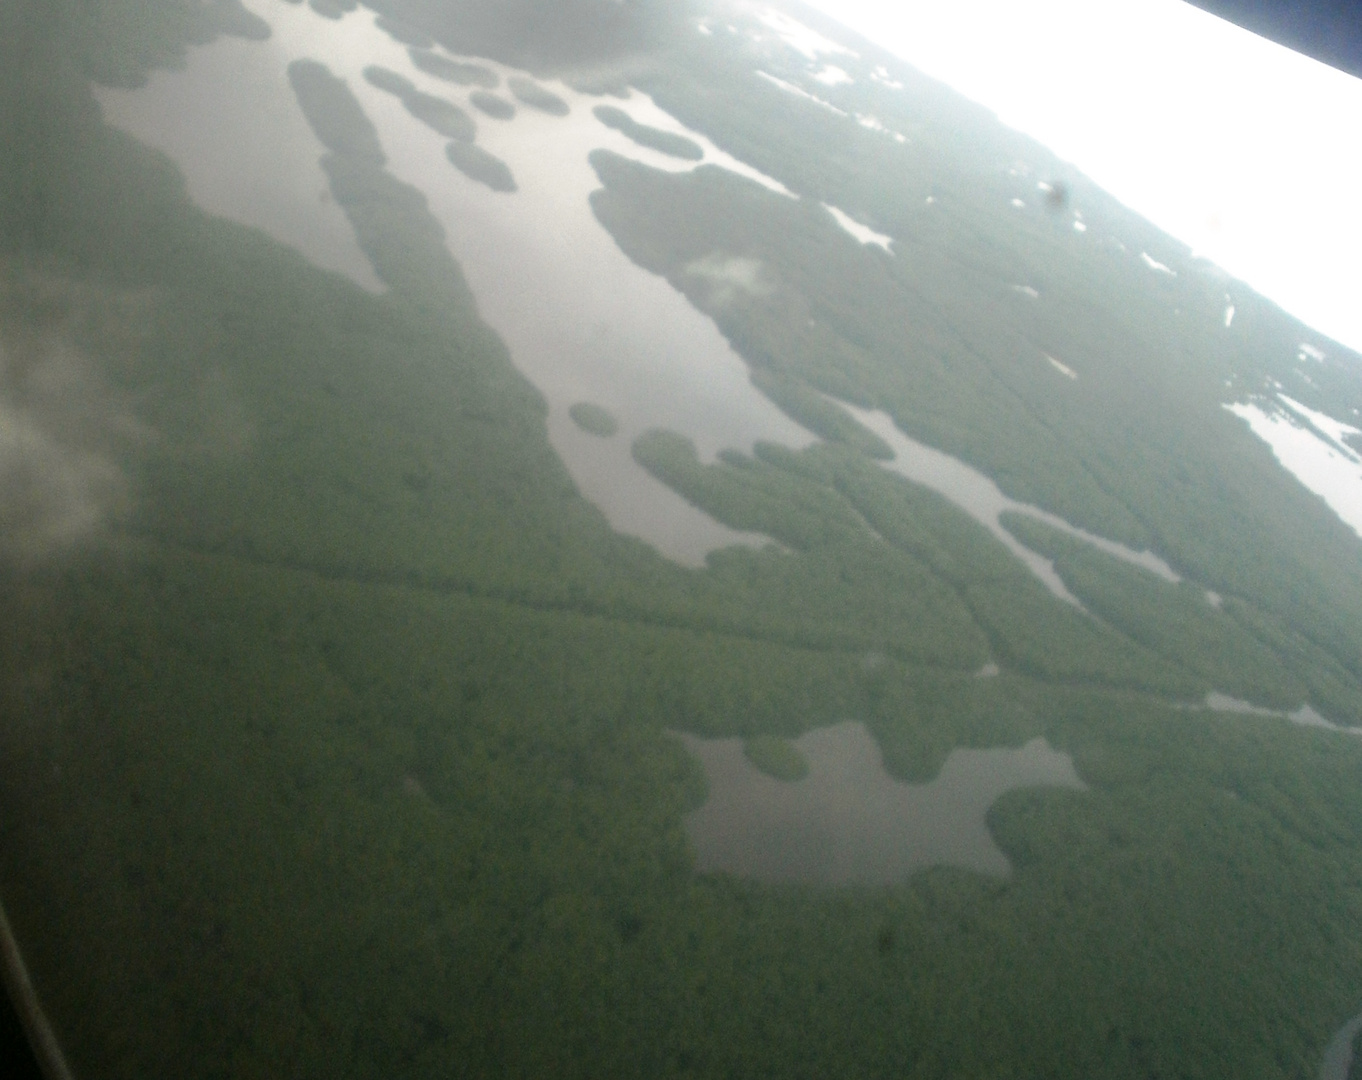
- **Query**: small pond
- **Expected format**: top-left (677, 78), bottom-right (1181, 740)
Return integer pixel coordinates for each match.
top-left (675, 721), bottom-right (1086, 885)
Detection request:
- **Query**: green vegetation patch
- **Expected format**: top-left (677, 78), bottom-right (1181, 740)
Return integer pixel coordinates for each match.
top-left (749, 366), bottom-right (891, 459)
top-left (470, 89), bottom-right (515, 120)
top-left (375, 14), bottom-right (434, 48)
top-left (1220, 599), bottom-right (1362, 726)
top-left (445, 140), bottom-right (517, 192)
top-left (408, 48), bottom-right (499, 87)
top-left (364, 65), bottom-right (477, 142)
top-left (362, 63), bottom-right (417, 98)
top-left (5, 3), bottom-right (1362, 1078)
top-left (584, 135), bottom-right (1362, 695)
top-left (569, 400), bottom-right (619, 437)
top-left (287, 59), bottom-right (484, 306)
top-left (743, 734), bottom-right (809, 781)
top-left (632, 430), bottom-right (991, 670)
top-left (288, 58), bottom-right (385, 163)
top-left (1002, 511), bottom-right (1315, 713)
top-left (507, 75), bottom-right (569, 116)
top-left (404, 90), bottom-right (476, 142)
top-left (593, 104), bottom-right (703, 161)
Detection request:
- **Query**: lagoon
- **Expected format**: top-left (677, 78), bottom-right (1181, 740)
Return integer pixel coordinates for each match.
top-left (93, 0), bottom-right (815, 566)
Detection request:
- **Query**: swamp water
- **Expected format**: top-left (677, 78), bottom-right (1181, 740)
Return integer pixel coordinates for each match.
top-left (96, 0), bottom-right (814, 566)
top-left (1227, 394), bottom-right (1362, 542)
top-left (95, 0), bottom-right (1180, 592)
top-left (88, 0), bottom-right (1261, 894)
top-left (92, 28), bottom-right (383, 292)
top-left (676, 722), bottom-right (1085, 884)
top-left (846, 403), bottom-right (1182, 604)
top-left (87, 0), bottom-right (1159, 890)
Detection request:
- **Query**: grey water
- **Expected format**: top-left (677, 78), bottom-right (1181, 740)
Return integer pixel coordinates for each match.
top-left (94, 0), bottom-right (816, 567)
top-left (676, 721), bottom-right (1086, 884)
top-left (846, 402), bottom-right (1182, 605)
top-left (94, 31), bottom-right (383, 293)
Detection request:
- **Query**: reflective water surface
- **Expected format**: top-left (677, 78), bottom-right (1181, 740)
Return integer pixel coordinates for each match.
top-left (6, 1), bottom-right (1362, 1077)
top-left (96, 0), bottom-right (816, 565)
top-left (95, 31), bottom-right (383, 293)
top-left (846, 403), bottom-right (1182, 604)
top-left (677, 722), bottom-right (1086, 884)
top-left (1228, 394), bottom-right (1362, 541)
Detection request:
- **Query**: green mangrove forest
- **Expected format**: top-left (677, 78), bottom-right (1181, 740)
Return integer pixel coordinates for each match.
top-left (0, 1), bottom-right (1360, 1078)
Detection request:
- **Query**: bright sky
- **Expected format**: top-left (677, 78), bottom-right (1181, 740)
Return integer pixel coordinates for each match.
top-left (799, 0), bottom-right (1362, 358)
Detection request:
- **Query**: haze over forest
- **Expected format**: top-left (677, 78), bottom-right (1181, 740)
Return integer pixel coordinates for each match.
top-left (2, 1), bottom-right (1362, 1078)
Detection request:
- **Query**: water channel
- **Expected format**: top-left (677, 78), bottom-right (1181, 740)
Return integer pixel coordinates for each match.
top-left (845, 403), bottom-right (1182, 604)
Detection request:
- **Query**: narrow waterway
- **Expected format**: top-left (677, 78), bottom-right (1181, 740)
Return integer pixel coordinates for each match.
top-left (845, 402), bottom-right (1181, 604)
top-left (1202, 692), bottom-right (1360, 736)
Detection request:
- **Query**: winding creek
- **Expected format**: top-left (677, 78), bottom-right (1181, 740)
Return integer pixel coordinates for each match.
top-left (845, 403), bottom-right (1181, 605)
top-left (96, 0), bottom-right (813, 566)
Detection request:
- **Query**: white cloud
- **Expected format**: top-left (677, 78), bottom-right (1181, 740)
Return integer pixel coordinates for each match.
top-left (0, 334), bottom-right (137, 563)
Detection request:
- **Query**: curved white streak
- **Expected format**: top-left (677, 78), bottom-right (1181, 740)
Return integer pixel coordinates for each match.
top-left (822, 203), bottom-right (893, 251)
